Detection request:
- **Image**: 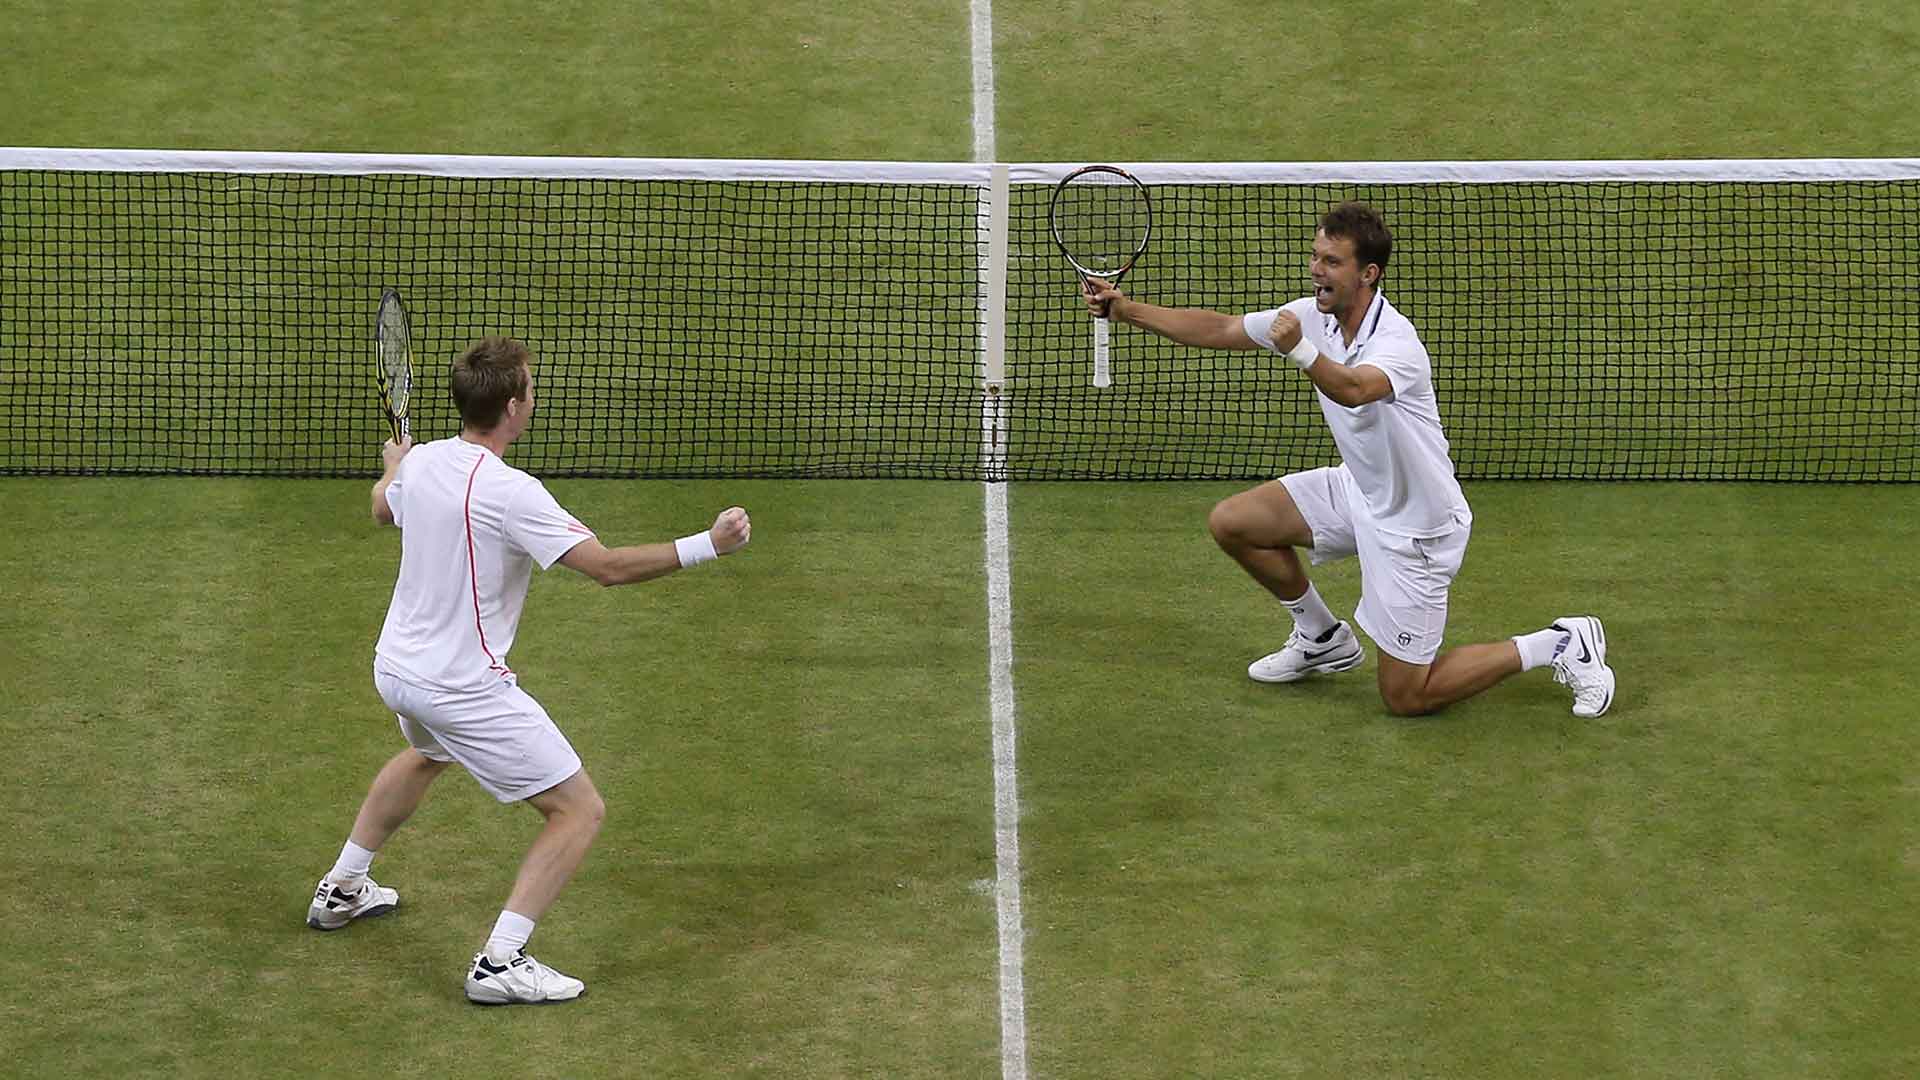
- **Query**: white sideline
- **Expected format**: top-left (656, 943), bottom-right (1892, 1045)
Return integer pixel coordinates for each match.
top-left (972, 0), bottom-right (1028, 1077)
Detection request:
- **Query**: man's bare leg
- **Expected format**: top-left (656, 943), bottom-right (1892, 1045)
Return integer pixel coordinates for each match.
top-left (348, 749), bottom-right (451, 850)
top-left (466, 769), bottom-right (606, 1005)
top-left (309, 750), bottom-right (451, 930)
top-left (1375, 643), bottom-right (1524, 717)
top-left (503, 770), bottom-right (606, 923)
top-left (1207, 479), bottom-right (1316, 603)
top-left (1211, 480), bottom-right (1366, 681)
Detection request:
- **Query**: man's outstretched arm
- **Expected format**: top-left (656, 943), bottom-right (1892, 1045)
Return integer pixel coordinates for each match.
top-left (1082, 277), bottom-right (1263, 352)
top-left (558, 506), bottom-right (752, 586)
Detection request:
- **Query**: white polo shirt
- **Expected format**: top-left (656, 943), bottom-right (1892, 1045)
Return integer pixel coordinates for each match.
top-left (1244, 292), bottom-right (1469, 538)
top-left (375, 437), bottom-right (596, 691)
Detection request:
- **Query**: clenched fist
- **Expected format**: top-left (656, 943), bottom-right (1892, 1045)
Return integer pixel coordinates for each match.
top-left (711, 506), bottom-right (751, 554)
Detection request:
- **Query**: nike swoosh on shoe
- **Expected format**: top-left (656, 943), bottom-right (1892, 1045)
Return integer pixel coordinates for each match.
top-left (1554, 621), bottom-right (1595, 664)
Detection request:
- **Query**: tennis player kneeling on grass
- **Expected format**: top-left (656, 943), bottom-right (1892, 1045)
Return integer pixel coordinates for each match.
top-left (306, 337), bottom-right (751, 1006)
top-left (1083, 202), bottom-right (1615, 719)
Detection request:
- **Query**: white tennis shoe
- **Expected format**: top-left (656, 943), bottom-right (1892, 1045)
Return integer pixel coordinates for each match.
top-left (1248, 621), bottom-right (1366, 683)
top-left (465, 950), bottom-right (586, 1006)
top-left (306, 875), bottom-right (399, 931)
top-left (1550, 615), bottom-right (1615, 718)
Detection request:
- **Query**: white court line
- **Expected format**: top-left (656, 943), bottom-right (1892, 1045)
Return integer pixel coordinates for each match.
top-left (971, 2), bottom-right (1028, 1079)
top-left (983, 480), bottom-right (1025, 1080)
top-left (970, 0), bottom-right (998, 166)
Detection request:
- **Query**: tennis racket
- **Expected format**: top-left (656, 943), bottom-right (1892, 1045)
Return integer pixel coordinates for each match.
top-left (373, 287), bottom-right (414, 443)
top-left (1047, 165), bottom-right (1152, 389)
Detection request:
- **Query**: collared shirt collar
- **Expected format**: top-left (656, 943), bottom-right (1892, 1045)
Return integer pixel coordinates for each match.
top-left (1349, 290), bottom-right (1387, 352)
top-left (1320, 290), bottom-right (1387, 358)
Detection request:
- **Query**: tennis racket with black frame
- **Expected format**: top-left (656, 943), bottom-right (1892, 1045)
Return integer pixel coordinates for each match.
top-left (1047, 164), bottom-right (1153, 389)
top-left (373, 287), bottom-right (414, 443)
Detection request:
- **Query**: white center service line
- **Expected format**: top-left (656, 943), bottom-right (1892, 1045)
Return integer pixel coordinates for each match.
top-left (984, 480), bottom-right (1026, 1080)
top-left (971, 2), bottom-right (1029, 1079)
top-left (970, 0), bottom-right (998, 167)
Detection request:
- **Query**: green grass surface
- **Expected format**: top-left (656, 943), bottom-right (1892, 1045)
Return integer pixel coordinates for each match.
top-left (1, 1), bottom-right (971, 159)
top-left (5, 478), bottom-right (1917, 1076)
top-left (1010, 481), bottom-right (1920, 1077)
top-left (12, 2), bottom-right (1918, 161)
top-left (6, 0), bottom-right (1920, 1076)
top-left (994, 1), bottom-right (1920, 162)
top-left (0, 477), bottom-right (998, 1077)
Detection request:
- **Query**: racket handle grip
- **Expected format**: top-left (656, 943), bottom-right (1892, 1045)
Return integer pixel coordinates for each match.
top-left (1092, 317), bottom-right (1112, 389)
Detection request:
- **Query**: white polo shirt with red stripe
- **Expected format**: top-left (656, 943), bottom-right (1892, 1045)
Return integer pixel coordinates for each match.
top-left (375, 437), bottom-right (595, 692)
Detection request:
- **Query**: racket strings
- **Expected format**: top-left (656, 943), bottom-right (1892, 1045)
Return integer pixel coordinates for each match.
top-left (1054, 181), bottom-right (1151, 277)
top-left (376, 303), bottom-right (413, 412)
top-left (385, 357), bottom-right (411, 403)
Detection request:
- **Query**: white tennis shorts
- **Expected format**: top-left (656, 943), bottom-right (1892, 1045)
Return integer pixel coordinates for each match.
top-left (373, 664), bottom-right (582, 803)
top-left (1280, 464), bottom-right (1472, 665)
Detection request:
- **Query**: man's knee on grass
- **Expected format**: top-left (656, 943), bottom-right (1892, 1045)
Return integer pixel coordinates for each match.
top-left (1377, 664), bottom-right (1441, 718)
top-left (1380, 686), bottom-right (1439, 718)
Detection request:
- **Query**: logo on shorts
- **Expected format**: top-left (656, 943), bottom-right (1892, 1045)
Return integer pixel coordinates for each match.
top-left (1397, 632), bottom-right (1414, 648)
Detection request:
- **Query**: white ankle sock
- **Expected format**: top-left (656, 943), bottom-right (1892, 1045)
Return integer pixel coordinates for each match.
top-left (1282, 582), bottom-right (1339, 640)
top-left (1513, 627), bottom-right (1571, 672)
top-left (330, 840), bottom-right (376, 883)
top-left (485, 910), bottom-right (537, 962)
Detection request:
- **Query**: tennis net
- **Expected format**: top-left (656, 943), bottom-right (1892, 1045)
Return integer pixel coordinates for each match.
top-left (3, 149), bottom-right (1916, 480)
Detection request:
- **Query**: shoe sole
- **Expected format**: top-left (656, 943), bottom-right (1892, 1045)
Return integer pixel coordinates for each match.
top-left (306, 902), bottom-right (397, 932)
top-left (466, 987), bottom-right (587, 1007)
top-left (1248, 646), bottom-right (1366, 684)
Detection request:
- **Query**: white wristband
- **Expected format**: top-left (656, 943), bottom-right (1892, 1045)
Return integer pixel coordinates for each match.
top-left (674, 530), bottom-right (718, 568)
top-left (1285, 337), bottom-right (1319, 371)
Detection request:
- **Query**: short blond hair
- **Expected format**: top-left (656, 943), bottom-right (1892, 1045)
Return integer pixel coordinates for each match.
top-left (451, 338), bottom-right (531, 430)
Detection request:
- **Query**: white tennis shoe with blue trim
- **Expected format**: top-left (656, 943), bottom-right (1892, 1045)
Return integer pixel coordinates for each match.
top-left (1248, 621), bottom-right (1366, 683)
top-left (306, 875), bottom-right (399, 931)
top-left (465, 949), bottom-right (586, 1005)
top-left (1550, 615), bottom-right (1615, 718)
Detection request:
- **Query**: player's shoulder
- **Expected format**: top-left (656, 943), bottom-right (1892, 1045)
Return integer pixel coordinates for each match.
top-left (490, 459), bottom-right (566, 515)
top-left (395, 435), bottom-right (453, 474)
top-left (483, 453), bottom-right (541, 496)
top-left (1372, 295), bottom-right (1428, 351)
top-left (430, 441), bottom-right (536, 502)
top-left (410, 435), bottom-right (474, 458)
top-left (1241, 296), bottom-right (1315, 321)
top-left (1255, 296), bottom-right (1327, 339)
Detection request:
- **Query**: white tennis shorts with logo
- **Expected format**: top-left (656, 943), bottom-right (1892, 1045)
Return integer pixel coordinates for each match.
top-left (1279, 464), bottom-right (1472, 666)
top-left (373, 664), bottom-right (583, 802)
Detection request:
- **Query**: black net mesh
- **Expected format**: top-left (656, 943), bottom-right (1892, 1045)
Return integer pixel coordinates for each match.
top-left (3, 166), bottom-right (1915, 480)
